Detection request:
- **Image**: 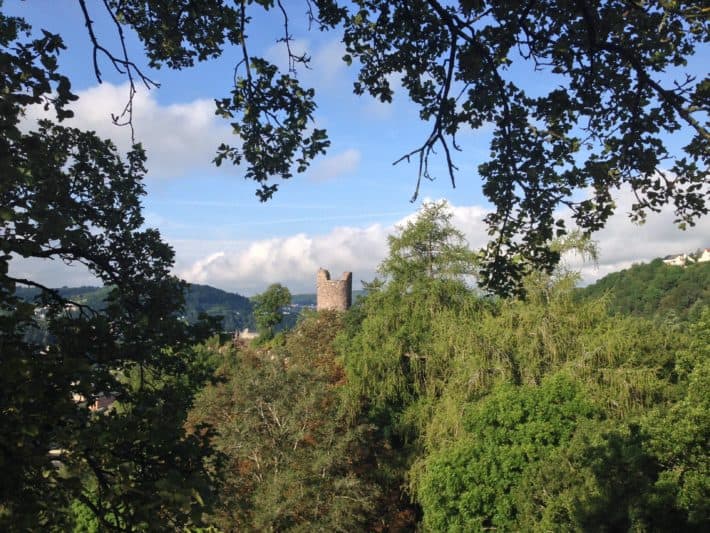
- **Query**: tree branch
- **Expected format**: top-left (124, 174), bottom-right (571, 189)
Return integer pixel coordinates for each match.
top-left (7, 275), bottom-right (100, 319)
top-left (78, 0), bottom-right (160, 143)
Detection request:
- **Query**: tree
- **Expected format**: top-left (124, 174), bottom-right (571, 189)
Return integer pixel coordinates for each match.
top-left (339, 202), bottom-right (479, 438)
top-left (187, 312), bottom-right (383, 530)
top-left (1, 9), bottom-right (215, 529)
top-left (577, 258), bottom-right (710, 321)
top-left (412, 279), bottom-right (707, 531)
top-left (418, 375), bottom-right (602, 532)
top-left (5, 2), bottom-right (706, 529)
top-left (337, 211), bottom-right (705, 529)
top-left (380, 201), bottom-right (479, 285)
top-left (51, 0), bottom-right (708, 295)
top-left (252, 282), bottom-right (291, 339)
top-left (335, 0), bottom-right (708, 295)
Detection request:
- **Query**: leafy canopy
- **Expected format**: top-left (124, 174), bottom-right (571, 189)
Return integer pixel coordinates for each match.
top-left (188, 312), bottom-right (382, 531)
top-left (1, 7), bottom-right (216, 530)
top-left (339, 201), bottom-right (479, 436)
top-left (68, 0), bottom-right (709, 294)
top-left (380, 201), bottom-right (478, 286)
top-left (336, 206), bottom-right (707, 530)
top-left (252, 282), bottom-right (292, 338)
top-left (577, 257), bottom-right (710, 321)
top-left (418, 375), bottom-right (602, 532)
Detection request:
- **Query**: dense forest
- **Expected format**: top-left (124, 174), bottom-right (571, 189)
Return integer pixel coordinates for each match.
top-left (14, 286), bottom-right (113, 310)
top-left (176, 205), bottom-right (709, 531)
top-left (183, 284), bottom-right (254, 332)
top-left (61, 204), bottom-right (708, 531)
top-left (577, 259), bottom-right (710, 321)
top-left (3, 2), bottom-right (707, 530)
top-left (16, 206), bottom-right (709, 531)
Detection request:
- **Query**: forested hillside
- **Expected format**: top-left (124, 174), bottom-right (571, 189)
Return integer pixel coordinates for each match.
top-left (182, 204), bottom-right (709, 532)
top-left (183, 284), bottom-right (253, 331)
top-left (14, 286), bottom-right (112, 309)
top-left (577, 259), bottom-right (710, 321)
top-left (15, 284), bottom-right (254, 332)
top-left (10, 212), bottom-right (708, 532)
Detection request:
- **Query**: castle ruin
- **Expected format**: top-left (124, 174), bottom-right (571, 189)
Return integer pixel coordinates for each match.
top-left (316, 268), bottom-right (352, 311)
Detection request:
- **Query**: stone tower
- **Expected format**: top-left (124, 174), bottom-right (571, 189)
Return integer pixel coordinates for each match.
top-left (316, 268), bottom-right (352, 311)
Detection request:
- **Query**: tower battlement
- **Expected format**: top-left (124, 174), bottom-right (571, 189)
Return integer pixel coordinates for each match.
top-left (316, 268), bottom-right (352, 311)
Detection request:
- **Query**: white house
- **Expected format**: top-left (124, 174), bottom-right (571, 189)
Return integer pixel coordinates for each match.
top-left (663, 253), bottom-right (695, 267)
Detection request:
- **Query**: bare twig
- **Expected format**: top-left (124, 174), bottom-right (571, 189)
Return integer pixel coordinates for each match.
top-left (277, 0), bottom-right (310, 73)
top-left (78, 0), bottom-right (160, 143)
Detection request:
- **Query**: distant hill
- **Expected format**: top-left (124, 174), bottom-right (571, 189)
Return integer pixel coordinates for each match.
top-left (290, 293), bottom-right (317, 306)
top-left (14, 286), bottom-right (112, 309)
top-left (15, 283), bottom-right (254, 332)
top-left (184, 284), bottom-right (254, 331)
top-left (576, 258), bottom-right (709, 321)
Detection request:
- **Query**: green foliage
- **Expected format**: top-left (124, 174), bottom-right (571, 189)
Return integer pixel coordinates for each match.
top-left (415, 304), bottom-right (707, 531)
top-left (577, 259), bottom-right (710, 321)
top-left (252, 283), bottom-right (292, 339)
top-left (418, 375), bottom-right (601, 532)
top-left (36, 0), bottom-right (706, 294)
top-left (380, 201), bottom-right (478, 285)
top-left (4, 2), bottom-right (708, 526)
top-left (183, 284), bottom-right (254, 331)
top-left (0, 8), bottom-right (217, 529)
top-left (173, 210), bottom-right (709, 531)
top-left (339, 202), bottom-right (479, 437)
top-left (336, 0), bottom-right (708, 294)
top-left (188, 312), bottom-right (383, 531)
top-left (68, 499), bottom-right (100, 533)
top-left (511, 353), bottom-right (709, 533)
top-left (337, 209), bottom-right (706, 531)
top-left (641, 309), bottom-right (710, 526)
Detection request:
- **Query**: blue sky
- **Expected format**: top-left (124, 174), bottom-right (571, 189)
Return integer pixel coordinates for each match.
top-left (7, 1), bottom-right (709, 294)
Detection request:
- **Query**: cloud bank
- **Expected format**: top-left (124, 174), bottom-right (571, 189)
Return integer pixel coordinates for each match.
top-left (25, 82), bottom-right (232, 180)
top-left (174, 222), bottom-right (393, 295)
top-left (176, 194), bottom-right (708, 295)
top-left (11, 195), bottom-right (707, 295)
top-left (565, 188), bottom-right (709, 283)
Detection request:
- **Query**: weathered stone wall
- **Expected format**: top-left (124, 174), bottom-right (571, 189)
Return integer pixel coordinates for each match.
top-left (316, 268), bottom-right (352, 311)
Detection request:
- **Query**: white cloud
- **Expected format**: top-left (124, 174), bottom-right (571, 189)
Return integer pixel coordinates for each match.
top-left (9, 193), bottom-right (707, 294)
top-left (176, 195), bottom-right (708, 296)
top-left (174, 224), bottom-right (390, 295)
top-left (25, 82), bottom-right (232, 180)
top-left (174, 202), bottom-right (490, 295)
top-left (309, 148), bottom-right (361, 181)
top-left (181, 251), bottom-right (227, 284)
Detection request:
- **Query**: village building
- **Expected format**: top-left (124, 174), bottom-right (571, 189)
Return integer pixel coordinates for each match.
top-left (662, 253), bottom-right (695, 267)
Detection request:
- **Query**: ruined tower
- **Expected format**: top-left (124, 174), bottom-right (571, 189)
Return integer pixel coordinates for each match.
top-left (316, 268), bottom-right (352, 311)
